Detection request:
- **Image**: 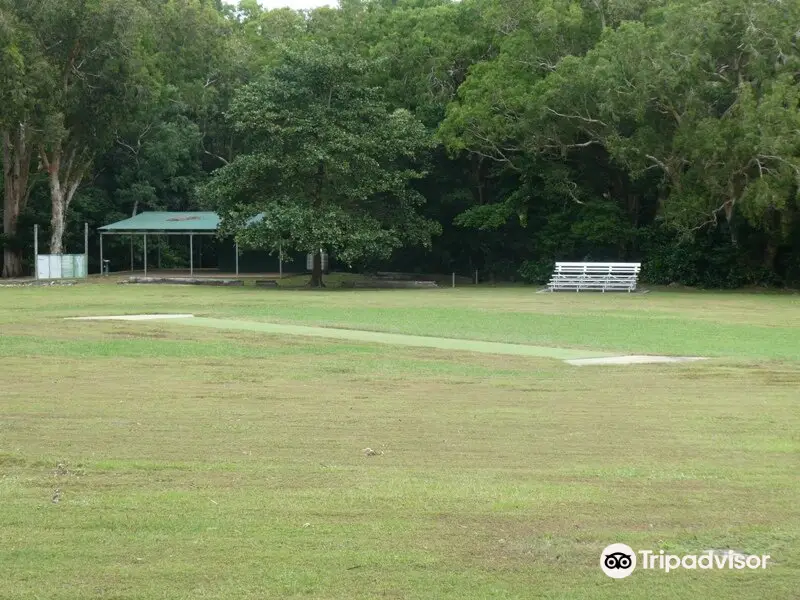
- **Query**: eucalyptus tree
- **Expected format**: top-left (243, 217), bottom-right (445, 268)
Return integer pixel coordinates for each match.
top-left (1, 0), bottom-right (156, 254)
top-left (0, 3), bottom-right (40, 276)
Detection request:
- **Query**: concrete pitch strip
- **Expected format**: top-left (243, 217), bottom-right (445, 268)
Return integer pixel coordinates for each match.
top-left (64, 314), bottom-right (709, 366)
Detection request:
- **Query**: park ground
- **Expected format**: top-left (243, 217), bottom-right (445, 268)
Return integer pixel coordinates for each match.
top-left (0, 281), bottom-right (798, 599)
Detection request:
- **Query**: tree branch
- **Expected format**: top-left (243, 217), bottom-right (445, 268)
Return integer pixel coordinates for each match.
top-left (65, 159), bottom-right (91, 210)
top-left (758, 154), bottom-right (800, 175)
top-left (39, 147), bottom-right (51, 173)
top-left (564, 180), bottom-right (585, 205)
top-left (542, 140), bottom-right (601, 151)
top-left (64, 40), bottom-right (81, 94)
top-left (116, 138), bottom-right (140, 157)
top-left (690, 200), bottom-right (731, 231)
top-left (203, 149), bottom-right (230, 166)
top-left (544, 107), bottom-right (608, 127)
top-left (645, 154), bottom-right (670, 173)
top-left (116, 124), bottom-right (153, 166)
top-left (62, 146), bottom-right (77, 189)
top-left (464, 125), bottom-right (518, 170)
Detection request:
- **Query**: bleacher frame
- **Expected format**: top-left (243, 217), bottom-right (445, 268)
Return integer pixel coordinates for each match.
top-left (546, 262), bottom-right (641, 293)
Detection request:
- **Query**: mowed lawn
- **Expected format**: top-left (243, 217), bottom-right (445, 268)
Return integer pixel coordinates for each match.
top-left (0, 282), bottom-right (798, 599)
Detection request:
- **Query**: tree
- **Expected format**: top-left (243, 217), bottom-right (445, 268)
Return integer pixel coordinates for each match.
top-left (9, 0), bottom-right (155, 254)
top-left (436, 0), bottom-right (635, 268)
top-left (201, 42), bottom-right (440, 286)
top-left (440, 0), bottom-right (800, 280)
top-left (0, 3), bottom-right (44, 276)
top-left (525, 0), bottom-right (800, 245)
top-left (152, 0), bottom-right (244, 170)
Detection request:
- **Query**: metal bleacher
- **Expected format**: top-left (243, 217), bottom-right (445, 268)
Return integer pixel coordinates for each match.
top-left (546, 262), bottom-right (641, 293)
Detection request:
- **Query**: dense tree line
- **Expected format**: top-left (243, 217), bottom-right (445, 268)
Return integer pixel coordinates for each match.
top-left (2, 0), bottom-right (798, 286)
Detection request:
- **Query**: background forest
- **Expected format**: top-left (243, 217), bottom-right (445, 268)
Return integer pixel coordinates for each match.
top-left (2, 0), bottom-right (799, 287)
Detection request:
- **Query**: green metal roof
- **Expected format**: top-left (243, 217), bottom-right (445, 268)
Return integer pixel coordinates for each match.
top-left (99, 212), bottom-right (221, 232)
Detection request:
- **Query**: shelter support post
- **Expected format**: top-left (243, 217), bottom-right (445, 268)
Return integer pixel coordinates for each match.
top-left (144, 234), bottom-right (148, 277)
top-left (158, 236), bottom-right (161, 269)
top-left (34, 224), bottom-right (39, 279)
top-left (190, 234), bottom-right (194, 276)
top-left (235, 241), bottom-right (239, 276)
top-left (99, 233), bottom-right (104, 275)
top-left (130, 236), bottom-right (134, 272)
top-left (84, 223), bottom-right (89, 276)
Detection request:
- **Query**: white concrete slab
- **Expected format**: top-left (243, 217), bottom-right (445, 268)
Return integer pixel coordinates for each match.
top-left (565, 355), bottom-right (708, 366)
top-left (65, 314), bottom-right (195, 321)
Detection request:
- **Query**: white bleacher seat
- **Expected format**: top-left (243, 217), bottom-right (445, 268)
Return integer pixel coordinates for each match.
top-left (547, 262), bottom-right (641, 292)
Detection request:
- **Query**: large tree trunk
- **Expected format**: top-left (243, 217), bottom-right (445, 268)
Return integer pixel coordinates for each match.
top-left (1, 238), bottom-right (23, 278)
top-left (724, 180), bottom-right (743, 246)
top-left (762, 207), bottom-right (781, 271)
top-left (41, 146), bottom-right (89, 254)
top-left (309, 159), bottom-right (327, 288)
top-left (309, 250), bottom-right (325, 288)
top-left (49, 189), bottom-right (66, 254)
top-left (763, 238), bottom-right (778, 271)
top-left (2, 125), bottom-right (33, 278)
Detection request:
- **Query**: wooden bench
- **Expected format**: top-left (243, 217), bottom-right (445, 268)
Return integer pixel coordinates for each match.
top-left (547, 262), bottom-right (641, 292)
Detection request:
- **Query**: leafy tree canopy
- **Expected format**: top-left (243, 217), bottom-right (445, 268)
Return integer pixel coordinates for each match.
top-left (200, 42), bottom-right (440, 285)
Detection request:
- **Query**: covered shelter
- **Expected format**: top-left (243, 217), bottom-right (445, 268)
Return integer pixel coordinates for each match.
top-left (98, 211), bottom-right (311, 277)
top-left (98, 211), bottom-right (240, 277)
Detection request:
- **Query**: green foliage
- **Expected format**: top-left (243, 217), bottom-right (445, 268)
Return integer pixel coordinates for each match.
top-left (518, 259), bottom-right (554, 285)
top-left (638, 222), bottom-right (783, 288)
top-left (437, 0), bottom-right (800, 286)
top-left (453, 202), bottom-right (515, 230)
top-left (201, 42), bottom-right (440, 270)
top-left (3, 0), bottom-right (800, 286)
top-left (12, 0), bottom-right (156, 151)
top-left (112, 112), bottom-right (204, 211)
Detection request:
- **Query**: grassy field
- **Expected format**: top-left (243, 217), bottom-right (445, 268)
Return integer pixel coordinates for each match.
top-left (0, 281), bottom-right (798, 599)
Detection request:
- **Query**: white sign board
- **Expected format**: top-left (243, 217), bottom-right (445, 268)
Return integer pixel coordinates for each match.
top-left (36, 254), bottom-right (87, 279)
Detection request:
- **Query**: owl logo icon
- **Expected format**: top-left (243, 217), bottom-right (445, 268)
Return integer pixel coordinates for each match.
top-left (601, 544), bottom-right (637, 578)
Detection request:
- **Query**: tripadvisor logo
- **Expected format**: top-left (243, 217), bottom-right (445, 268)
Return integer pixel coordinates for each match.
top-left (601, 544), bottom-right (637, 579)
top-left (600, 544), bottom-right (771, 578)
